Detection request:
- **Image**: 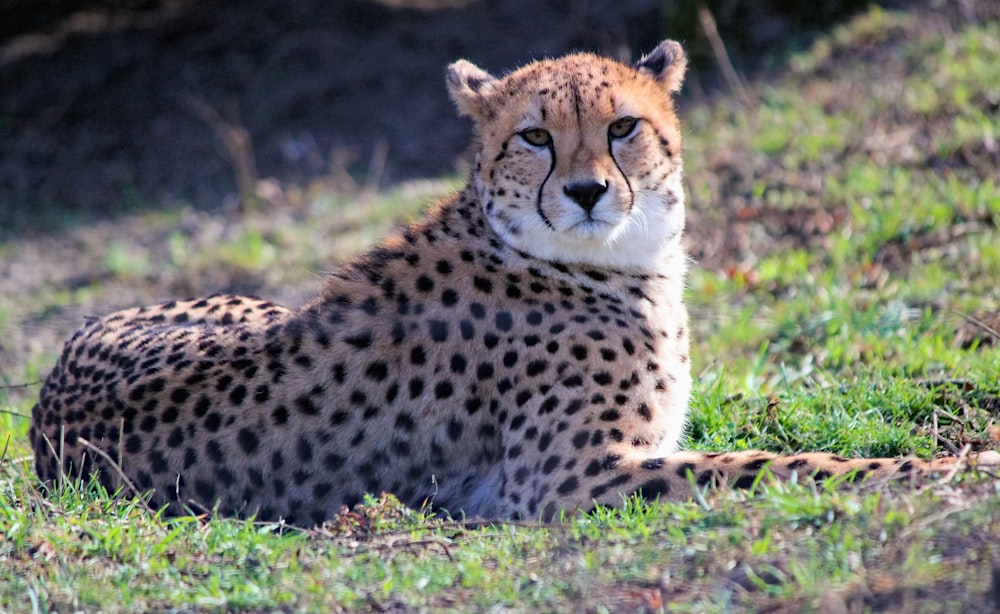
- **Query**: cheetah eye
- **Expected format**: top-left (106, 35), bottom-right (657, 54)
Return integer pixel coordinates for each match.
top-left (608, 117), bottom-right (638, 139)
top-left (519, 128), bottom-right (552, 147)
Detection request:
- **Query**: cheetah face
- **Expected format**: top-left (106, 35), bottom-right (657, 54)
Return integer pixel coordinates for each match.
top-left (447, 41), bottom-right (687, 272)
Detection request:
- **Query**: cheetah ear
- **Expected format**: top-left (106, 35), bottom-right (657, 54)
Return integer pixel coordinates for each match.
top-left (446, 59), bottom-right (499, 119)
top-left (636, 40), bottom-right (687, 94)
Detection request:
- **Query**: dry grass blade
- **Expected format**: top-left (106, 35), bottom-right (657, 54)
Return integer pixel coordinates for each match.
top-left (185, 95), bottom-right (259, 205)
top-left (696, 3), bottom-right (757, 110)
top-left (954, 310), bottom-right (1000, 341)
top-left (76, 437), bottom-right (155, 513)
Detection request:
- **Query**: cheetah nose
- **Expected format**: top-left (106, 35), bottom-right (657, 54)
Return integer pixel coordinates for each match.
top-left (563, 180), bottom-right (608, 213)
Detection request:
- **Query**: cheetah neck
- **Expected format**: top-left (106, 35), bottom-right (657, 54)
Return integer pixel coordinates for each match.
top-left (321, 182), bottom-right (689, 313)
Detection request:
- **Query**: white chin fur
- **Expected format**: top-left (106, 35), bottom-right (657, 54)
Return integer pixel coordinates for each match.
top-left (484, 185), bottom-right (686, 274)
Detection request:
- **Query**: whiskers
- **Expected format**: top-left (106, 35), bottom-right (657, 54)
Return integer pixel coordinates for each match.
top-left (627, 206), bottom-right (650, 239)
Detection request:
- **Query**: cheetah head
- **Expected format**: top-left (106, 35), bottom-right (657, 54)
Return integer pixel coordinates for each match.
top-left (447, 40), bottom-right (687, 272)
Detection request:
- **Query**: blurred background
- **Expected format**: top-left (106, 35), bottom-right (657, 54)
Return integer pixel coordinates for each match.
top-left (1, 0), bottom-right (880, 225)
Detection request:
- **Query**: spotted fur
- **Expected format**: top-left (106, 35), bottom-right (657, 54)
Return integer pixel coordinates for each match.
top-left (30, 41), bottom-right (998, 524)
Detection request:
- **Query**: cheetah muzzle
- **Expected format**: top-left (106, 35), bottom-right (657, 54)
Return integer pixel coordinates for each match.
top-left (30, 40), bottom-right (999, 525)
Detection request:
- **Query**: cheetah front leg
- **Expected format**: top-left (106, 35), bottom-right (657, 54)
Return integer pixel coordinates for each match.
top-left (535, 449), bottom-right (1000, 519)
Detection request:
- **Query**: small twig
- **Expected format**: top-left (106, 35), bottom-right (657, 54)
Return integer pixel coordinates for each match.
top-left (897, 493), bottom-right (974, 540)
top-left (954, 309), bottom-right (1000, 341)
top-left (0, 434), bottom-right (10, 466)
top-left (426, 474), bottom-right (439, 509)
top-left (0, 380), bottom-right (42, 390)
top-left (59, 428), bottom-right (66, 485)
top-left (117, 418), bottom-right (126, 487)
top-left (186, 96), bottom-right (259, 205)
top-left (328, 147), bottom-right (360, 192)
top-left (77, 437), bottom-right (155, 514)
top-left (932, 444), bottom-right (973, 488)
top-left (385, 538), bottom-right (454, 561)
top-left (697, 3), bottom-right (757, 110)
top-left (362, 139), bottom-right (389, 195)
top-left (181, 497), bottom-right (213, 520)
top-left (932, 412), bottom-right (962, 456)
top-left (40, 432), bottom-right (63, 485)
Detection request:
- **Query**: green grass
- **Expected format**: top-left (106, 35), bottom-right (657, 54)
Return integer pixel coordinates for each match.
top-left (3, 3), bottom-right (1000, 611)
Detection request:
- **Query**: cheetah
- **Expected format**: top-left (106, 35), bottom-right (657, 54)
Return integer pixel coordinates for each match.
top-left (30, 40), bottom-right (998, 524)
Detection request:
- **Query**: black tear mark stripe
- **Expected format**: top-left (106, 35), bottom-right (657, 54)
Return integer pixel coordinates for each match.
top-left (535, 141), bottom-right (557, 230)
top-left (608, 128), bottom-right (635, 212)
